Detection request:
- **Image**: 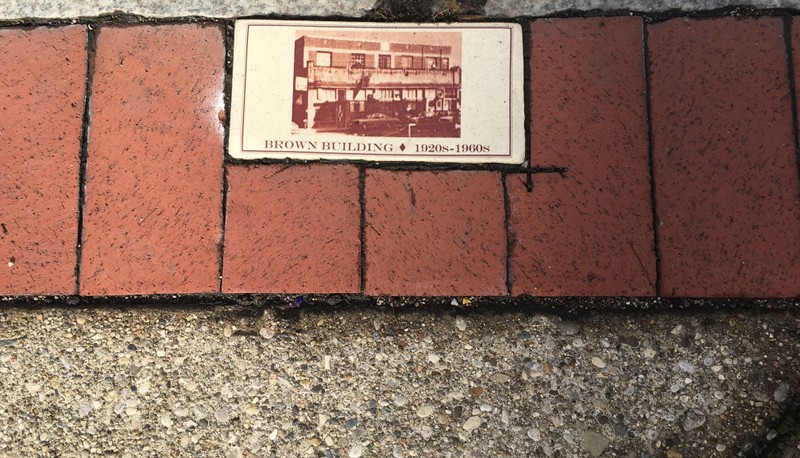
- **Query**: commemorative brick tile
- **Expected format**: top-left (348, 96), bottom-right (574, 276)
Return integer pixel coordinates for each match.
top-left (650, 17), bottom-right (800, 297)
top-left (509, 18), bottom-right (656, 296)
top-left (364, 170), bottom-right (506, 296)
top-left (222, 164), bottom-right (361, 294)
top-left (80, 25), bottom-right (225, 296)
top-left (0, 26), bottom-right (87, 295)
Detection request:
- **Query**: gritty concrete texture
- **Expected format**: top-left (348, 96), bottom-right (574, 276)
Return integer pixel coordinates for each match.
top-left (364, 170), bottom-right (506, 297)
top-left (649, 17), bottom-right (800, 298)
top-left (0, 301), bottom-right (797, 456)
top-left (1, 0), bottom-right (800, 19)
top-left (485, 0), bottom-right (800, 16)
top-left (0, 0), bottom-right (374, 19)
top-left (512, 17), bottom-right (655, 297)
top-left (223, 164), bottom-right (361, 294)
top-left (0, 26), bottom-right (87, 296)
top-left (81, 25), bottom-right (225, 296)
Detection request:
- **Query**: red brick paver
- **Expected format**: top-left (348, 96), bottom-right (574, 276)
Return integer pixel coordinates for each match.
top-left (0, 27), bottom-right (87, 295)
top-left (223, 164), bottom-right (361, 294)
top-left (650, 18), bottom-right (800, 297)
top-left (80, 25), bottom-right (225, 296)
top-left (509, 18), bottom-right (656, 296)
top-left (364, 170), bottom-right (506, 296)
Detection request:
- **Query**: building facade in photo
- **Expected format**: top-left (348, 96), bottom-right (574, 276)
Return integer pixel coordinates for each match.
top-left (292, 34), bottom-right (461, 134)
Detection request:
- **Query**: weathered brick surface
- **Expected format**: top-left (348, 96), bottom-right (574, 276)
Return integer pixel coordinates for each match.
top-left (223, 164), bottom-right (361, 294)
top-left (0, 27), bottom-right (87, 295)
top-left (650, 17), bottom-right (800, 297)
top-left (364, 170), bottom-right (506, 296)
top-left (80, 25), bottom-right (225, 296)
top-left (509, 18), bottom-right (655, 296)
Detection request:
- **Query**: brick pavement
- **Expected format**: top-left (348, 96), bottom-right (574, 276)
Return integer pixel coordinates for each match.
top-left (1, 18), bottom-right (798, 298)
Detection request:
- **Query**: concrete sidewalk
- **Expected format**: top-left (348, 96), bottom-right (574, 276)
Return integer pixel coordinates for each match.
top-left (0, 302), bottom-right (797, 456)
top-left (1, 0), bottom-right (800, 19)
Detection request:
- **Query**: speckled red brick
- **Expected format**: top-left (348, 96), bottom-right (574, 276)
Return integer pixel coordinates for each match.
top-left (80, 25), bottom-right (225, 296)
top-left (223, 164), bottom-right (361, 294)
top-left (364, 170), bottom-right (506, 296)
top-left (508, 18), bottom-right (655, 296)
top-left (650, 17), bottom-right (800, 297)
top-left (0, 27), bottom-right (86, 295)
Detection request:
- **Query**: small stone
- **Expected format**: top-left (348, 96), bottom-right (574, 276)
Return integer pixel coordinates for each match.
top-left (490, 373), bottom-right (511, 383)
top-left (581, 431), bottom-right (610, 457)
top-left (469, 386), bottom-right (484, 396)
top-left (223, 325), bottom-right (232, 338)
top-left (427, 353), bottom-right (440, 364)
top-left (479, 403), bottom-right (492, 412)
top-left (716, 444), bottom-right (726, 452)
top-left (591, 357), bottom-right (606, 369)
top-left (766, 430), bottom-right (778, 441)
top-left (666, 450), bottom-right (682, 458)
top-left (774, 382), bottom-right (789, 402)
top-left (683, 410), bottom-right (706, 431)
top-left (527, 427), bottom-right (541, 441)
top-left (259, 328), bottom-right (275, 339)
top-left (392, 446), bottom-right (403, 458)
top-left (215, 407), bottom-right (230, 423)
top-left (349, 445), bottom-right (363, 458)
top-left (417, 405), bottom-right (434, 418)
top-left (309, 437), bottom-right (321, 447)
top-left (678, 360), bottom-right (695, 374)
top-left (643, 348), bottom-right (656, 359)
top-left (420, 425), bottom-right (433, 439)
top-left (345, 418), bottom-right (358, 430)
top-left (76, 316), bottom-right (86, 325)
top-left (462, 416), bottom-right (481, 431)
top-left (372, 317), bottom-right (381, 331)
top-left (394, 394), bottom-right (408, 406)
top-left (25, 383), bottom-right (42, 394)
top-left (557, 320), bottom-right (581, 335)
top-left (451, 299), bottom-right (458, 306)
top-left (455, 317), bottom-right (466, 331)
top-left (519, 330), bottom-right (531, 339)
top-left (160, 414), bottom-right (173, 427)
top-left (613, 423), bottom-right (627, 436)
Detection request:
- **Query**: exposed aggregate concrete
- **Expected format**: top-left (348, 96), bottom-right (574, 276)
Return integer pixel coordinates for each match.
top-left (0, 303), bottom-right (797, 456)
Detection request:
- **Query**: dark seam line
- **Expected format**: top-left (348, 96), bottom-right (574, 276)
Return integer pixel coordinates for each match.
top-left (783, 17), bottom-right (800, 204)
top-left (522, 19), bottom-right (533, 167)
top-left (502, 172), bottom-right (513, 296)
top-left (0, 6), bottom-right (797, 28)
top-left (0, 292), bottom-right (795, 312)
top-left (218, 165), bottom-right (229, 293)
top-left (359, 167), bottom-right (367, 294)
top-left (218, 21), bottom-right (235, 292)
top-left (642, 21), bottom-right (662, 297)
top-left (75, 24), bottom-right (97, 295)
